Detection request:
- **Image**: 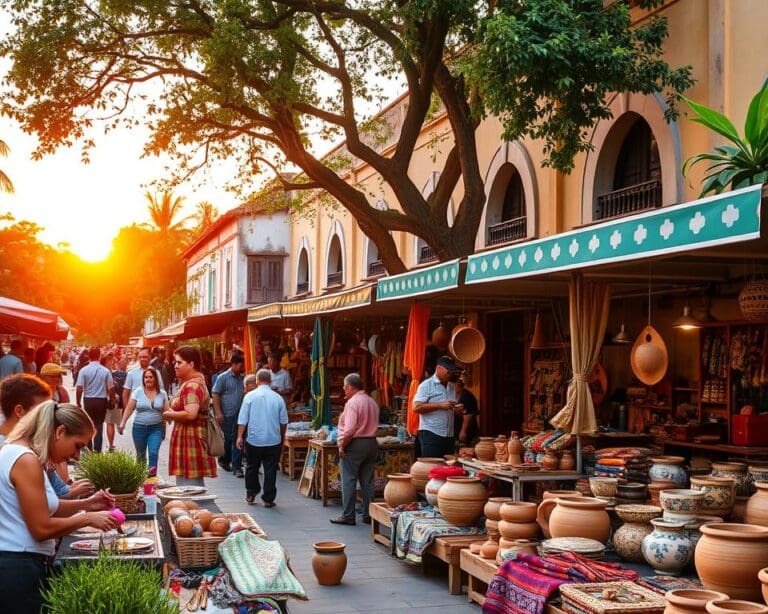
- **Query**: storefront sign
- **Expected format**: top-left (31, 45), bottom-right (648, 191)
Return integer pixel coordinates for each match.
top-left (376, 259), bottom-right (460, 301)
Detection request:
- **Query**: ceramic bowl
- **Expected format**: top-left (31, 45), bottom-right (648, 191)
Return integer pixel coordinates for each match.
top-left (615, 504), bottom-right (662, 524)
top-left (589, 477), bottom-right (619, 498)
top-left (617, 482), bottom-right (647, 495)
top-left (659, 488), bottom-right (705, 515)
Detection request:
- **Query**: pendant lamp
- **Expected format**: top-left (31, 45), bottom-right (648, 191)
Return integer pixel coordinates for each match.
top-left (611, 324), bottom-right (632, 344)
top-left (530, 313), bottom-right (547, 349)
top-left (672, 304), bottom-right (701, 331)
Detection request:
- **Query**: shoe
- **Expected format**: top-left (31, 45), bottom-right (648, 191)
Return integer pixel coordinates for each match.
top-left (108, 446), bottom-right (116, 452)
top-left (218, 460), bottom-right (232, 472)
top-left (233, 469), bottom-right (244, 478)
top-left (361, 516), bottom-right (372, 524)
top-left (245, 494), bottom-right (256, 505)
top-left (329, 517), bottom-right (356, 526)
top-left (264, 502), bottom-right (276, 508)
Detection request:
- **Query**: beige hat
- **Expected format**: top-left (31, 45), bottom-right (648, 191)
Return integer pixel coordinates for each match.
top-left (40, 363), bottom-right (67, 376)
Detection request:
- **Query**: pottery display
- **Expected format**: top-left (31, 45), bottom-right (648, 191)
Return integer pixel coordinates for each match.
top-left (410, 458), bottom-right (446, 493)
top-left (437, 476), bottom-right (488, 526)
top-left (732, 497), bottom-right (750, 522)
top-left (475, 437), bottom-right (496, 462)
top-left (695, 523), bottom-right (768, 601)
top-left (758, 567), bottom-right (768, 604)
top-left (712, 463), bottom-right (749, 497)
top-left (508, 432), bottom-right (523, 465)
top-left (537, 497), bottom-right (611, 543)
top-left (559, 449), bottom-right (576, 471)
top-left (641, 519), bottom-right (692, 576)
top-left (499, 501), bottom-right (538, 523)
top-left (746, 482), bottom-right (768, 527)
top-left (484, 497), bottom-right (512, 521)
top-left (748, 466), bottom-right (768, 496)
top-left (494, 435), bottom-right (509, 462)
top-left (498, 520), bottom-right (540, 539)
top-left (663, 589), bottom-right (730, 614)
top-left (705, 601), bottom-right (768, 614)
top-left (660, 489), bottom-right (705, 520)
top-left (650, 457), bottom-right (689, 487)
top-left (691, 476), bottom-right (736, 517)
top-left (590, 477), bottom-right (619, 498)
top-left (312, 542), bottom-right (347, 586)
top-left (424, 477), bottom-right (445, 508)
top-left (383, 473), bottom-right (417, 508)
top-left (612, 504), bottom-right (662, 563)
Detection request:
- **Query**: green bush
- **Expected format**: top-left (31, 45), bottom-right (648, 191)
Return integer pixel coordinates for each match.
top-left (76, 450), bottom-right (147, 494)
top-left (42, 553), bottom-right (177, 614)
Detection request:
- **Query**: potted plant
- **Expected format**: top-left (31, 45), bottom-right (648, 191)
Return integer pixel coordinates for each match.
top-left (76, 451), bottom-right (147, 513)
top-left (42, 552), bottom-right (177, 613)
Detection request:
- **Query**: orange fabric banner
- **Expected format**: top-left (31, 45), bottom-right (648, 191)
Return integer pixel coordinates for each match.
top-left (403, 303), bottom-right (431, 436)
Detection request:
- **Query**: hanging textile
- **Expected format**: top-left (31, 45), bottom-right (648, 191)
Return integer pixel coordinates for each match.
top-left (243, 324), bottom-right (257, 374)
top-left (310, 317), bottom-right (333, 429)
top-left (403, 303), bottom-right (431, 436)
top-left (550, 273), bottom-right (611, 434)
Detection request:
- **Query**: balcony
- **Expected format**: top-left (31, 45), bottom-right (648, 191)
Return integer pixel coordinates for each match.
top-left (367, 260), bottom-right (386, 277)
top-left (487, 216), bottom-right (527, 246)
top-left (596, 179), bottom-right (662, 220)
top-left (296, 281), bottom-right (309, 295)
top-left (418, 244), bottom-right (438, 264)
top-left (326, 271), bottom-right (344, 286)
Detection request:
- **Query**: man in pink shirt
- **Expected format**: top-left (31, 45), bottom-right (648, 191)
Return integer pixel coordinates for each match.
top-left (330, 373), bottom-right (380, 526)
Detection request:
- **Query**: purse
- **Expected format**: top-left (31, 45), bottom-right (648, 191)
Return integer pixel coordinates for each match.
top-left (206, 406), bottom-right (225, 457)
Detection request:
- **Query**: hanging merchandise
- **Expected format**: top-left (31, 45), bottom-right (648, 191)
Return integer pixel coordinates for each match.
top-left (630, 268), bottom-right (668, 386)
top-left (431, 321), bottom-right (450, 350)
top-left (449, 320), bottom-right (486, 364)
top-left (403, 304), bottom-right (431, 435)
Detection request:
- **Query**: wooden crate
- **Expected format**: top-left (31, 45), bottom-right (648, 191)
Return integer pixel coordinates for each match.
top-left (460, 549), bottom-right (498, 606)
top-left (368, 501), bottom-right (393, 547)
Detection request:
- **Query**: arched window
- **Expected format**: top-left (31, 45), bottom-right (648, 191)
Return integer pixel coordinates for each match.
top-left (296, 247), bottom-right (309, 294)
top-left (596, 116), bottom-right (662, 220)
top-left (366, 240), bottom-right (385, 277)
top-left (326, 235), bottom-right (344, 287)
top-left (486, 164), bottom-right (527, 246)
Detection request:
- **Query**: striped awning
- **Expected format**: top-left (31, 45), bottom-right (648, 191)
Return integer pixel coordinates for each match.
top-left (247, 284), bottom-right (374, 322)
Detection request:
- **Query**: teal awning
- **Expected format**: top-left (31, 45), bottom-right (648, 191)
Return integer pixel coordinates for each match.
top-left (466, 184), bottom-right (763, 285)
top-left (377, 259), bottom-right (460, 301)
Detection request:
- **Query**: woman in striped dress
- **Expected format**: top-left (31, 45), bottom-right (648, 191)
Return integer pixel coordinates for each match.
top-left (163, 346), bottom-right (217, 486)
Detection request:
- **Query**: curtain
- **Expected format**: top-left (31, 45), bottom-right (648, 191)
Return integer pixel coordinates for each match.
top-left (243, 324), bottom-right (256, 374)
top-left (403, 303), bottom-right (431, 436)
top-left (550, 273), bottom-right (611, 434)
top-left (310, 317), bottom-right (333, 429)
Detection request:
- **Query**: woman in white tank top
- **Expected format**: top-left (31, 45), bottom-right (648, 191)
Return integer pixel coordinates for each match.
top-left (0, 401), bottom-right (118, 613)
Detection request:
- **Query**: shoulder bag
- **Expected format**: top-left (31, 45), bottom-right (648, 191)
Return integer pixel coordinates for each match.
top-left (206, 405), bottom-right (225, 457)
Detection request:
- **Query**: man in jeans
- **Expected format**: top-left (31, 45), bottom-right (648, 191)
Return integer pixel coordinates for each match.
top-left (236, 369), bottom-right (287, 507)
top-left (211, 354), bottom-right (245, 476)
top-left (75, 347), bottom-right (115, 451)
top-left (413, 356), bottom-right (464, 458)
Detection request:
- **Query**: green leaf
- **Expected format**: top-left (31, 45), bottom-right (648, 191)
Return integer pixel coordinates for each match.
top-left (683, 96), bottom-right (742, 143)
top-left (744, 80), bottom-right (768, 144)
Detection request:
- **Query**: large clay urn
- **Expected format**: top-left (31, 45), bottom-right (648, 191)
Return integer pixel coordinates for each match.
top-left (312, 542), bottom-right (347, 586)
top-left (437, 476), bottom-right (488, 527)
top-left (383, 473), bottom-right (417, 508)
top-left (691, 476), bottom-right (736, 517)
top-left (474, 437), bottom-right (496, 462)
top-left (746, 482), bottom-right (768, 527)
top-left (664, 590), bottom-right (730, 614)
top-left (508, 431), bottom-right (523, 465)
top-left (537, 497), bottom-right (611, 543)
top-left (410, 457), bottom-right (446, 494)
top-left (695, 523), bottom-right (768, 601)
top-left (705, 601), bottom-right (768, 614)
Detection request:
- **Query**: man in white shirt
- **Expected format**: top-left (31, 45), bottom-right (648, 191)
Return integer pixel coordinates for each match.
top-left (413, 356), bottom-right (464, 458)
top-left (267, 352), bottom-right (293, 403)
top-left (236, 369), bottom-right (288, 508)
top-left (122, 347), bottom-right (163, 408)
top-left (75, 347), bottom-right (114, 451)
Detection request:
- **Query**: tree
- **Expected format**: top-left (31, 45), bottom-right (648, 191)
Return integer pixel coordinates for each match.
top-left (192, 201), bottom-right (220, 235)
top-left (0, 0), bottom-right (693, 273)
top-left (143, 191), bottom-right (193, 237)
top-left (0, 139), bottom-right (14, 193)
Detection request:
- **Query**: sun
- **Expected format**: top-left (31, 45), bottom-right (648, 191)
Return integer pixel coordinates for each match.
top-left (67, 235), bottom-right (113, 263)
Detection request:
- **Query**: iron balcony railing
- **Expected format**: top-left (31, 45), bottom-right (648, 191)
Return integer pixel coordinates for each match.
top-left (326, 271), bottom-right (343, 286)
top-left (418, 244), bottom-right (437, 263)
top-left (487, 216), bottom-right (527, 245)
top-left (367, 260), bottom-right (386, 277)
top-left (296, 281), bottom-right (309, 294)
top-left (596, 179), bottom-right (662, 220)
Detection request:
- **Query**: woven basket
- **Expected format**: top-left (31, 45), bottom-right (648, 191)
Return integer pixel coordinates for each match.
top-left (739, 280), bottom-right (768, 321)
top-left (112, 491), bottom-right (140, 514)
top-left (169, 513), bottom-right (266, 568)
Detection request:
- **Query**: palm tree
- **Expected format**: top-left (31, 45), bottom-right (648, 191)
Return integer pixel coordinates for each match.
top-left (142, 191), bottom-right (193, 234)
top-left (0, 139), bottom-right (15, 193)
top-left (192, 201), bottom-right (219, 232)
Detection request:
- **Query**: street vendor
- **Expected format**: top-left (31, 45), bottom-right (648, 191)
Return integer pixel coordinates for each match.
top-left (413, 356), bottom-right (464, 458)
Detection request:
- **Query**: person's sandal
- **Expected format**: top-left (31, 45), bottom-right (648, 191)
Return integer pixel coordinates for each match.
top-left (245, 494), bottom-right (256, 505)
top-left (329, 516), bottom-right (356, 525)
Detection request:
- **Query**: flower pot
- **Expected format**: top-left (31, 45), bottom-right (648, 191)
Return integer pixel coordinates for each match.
top-left (500, 501), bottom-right (538, 523)
top-left (641, 519), bottom-right (692, 576)
top-left (112, 491), bottom-right (141, 514)
top-left (660, 489), bottom-right (705, 520)
top-left (484, 497), bottom-right (512, 521)
top-left (650, 457), bottom-right (688, 487)
top-left (712, 463), bottom-right (749, 497)
top-left (312, 542), bottom-right (347, 586)
top-left (383, 473), bottom-right (417, 508)
top-left (663, 589), bottom-right (730, 614)
top-left (437, 477), bottom-right (488, 527)
top-left (613, 504), bottom-right (662, 563)
top-left (508, 432), bottom-right (523, 465)
top-left (705, 601), bottom-right (768, 614)
top-left (537, 497), bottom-right (610, 543)
top-left (746, 482), bottom-right (768, 527)
top-left (410, 457), bottom-right (446, 494)
top-left (424, 477), bottom-right (445, 508)
top-left (474, 437), bottom-right (496, 462)
top-left (695, 523), bottom-right (768, 601)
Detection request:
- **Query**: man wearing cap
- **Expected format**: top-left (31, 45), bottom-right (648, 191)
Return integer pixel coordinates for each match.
top-left (212, 354), bottom-right (246, 476)
top-left (413, 356), bottom-right (464, 458)
top-left (39, 362), bottom-right (70, 403)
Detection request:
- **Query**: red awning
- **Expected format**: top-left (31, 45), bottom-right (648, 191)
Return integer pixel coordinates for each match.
top-left (0, 297), bottom-right (69, 340)
top-left (178, 309), bottom-right (247, 340)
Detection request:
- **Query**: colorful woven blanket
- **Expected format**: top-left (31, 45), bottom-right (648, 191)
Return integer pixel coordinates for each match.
top-left (391, 504), bottom-right (483, 564)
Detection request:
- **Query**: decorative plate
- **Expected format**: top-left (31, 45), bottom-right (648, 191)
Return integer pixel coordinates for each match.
top-left (157, 492), bottom-right (218, 502)
top-left (70, 537), bottom-right (154, 553)
top-left (72, 526), bottom-right (138, 539)
top-left (156, 486), bottom-right (207, 497)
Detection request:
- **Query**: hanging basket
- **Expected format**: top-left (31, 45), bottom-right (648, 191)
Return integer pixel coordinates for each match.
top-left (739, 280), bottom-right (768, 321)
top-left (449, 322), bottom-right (486, 364)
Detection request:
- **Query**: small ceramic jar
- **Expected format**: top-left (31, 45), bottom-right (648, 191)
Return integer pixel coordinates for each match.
top-left (642, 519), bottom-right (693, 576)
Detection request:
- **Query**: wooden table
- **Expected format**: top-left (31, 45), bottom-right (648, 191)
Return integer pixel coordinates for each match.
top-left (460, 548), bottom-right (498, 605)
top-left (459, 459), bottom-right (582, 501)
top-left (280, 437), bottom-right (311, 480)
top-left (663, 440), bottom-right (768, 460)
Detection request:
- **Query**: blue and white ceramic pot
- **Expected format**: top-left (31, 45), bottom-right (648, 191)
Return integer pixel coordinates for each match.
top-left (649, 456), bottom-right (688, 487)
top-left (641, 518), bottom-right (692, 576)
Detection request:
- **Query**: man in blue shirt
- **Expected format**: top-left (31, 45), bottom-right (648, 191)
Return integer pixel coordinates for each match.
top-left (212, 354), bottom-right (245, 476)
top-left (236, 369), bottom-right (288, 507)
top-left (0, 340), bottom-right (25, 380)
top-left (413, 356), bottom-right (464, 458)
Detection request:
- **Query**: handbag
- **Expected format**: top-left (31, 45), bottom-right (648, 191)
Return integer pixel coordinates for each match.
top-left (206, 406), bottom-right (225, 457)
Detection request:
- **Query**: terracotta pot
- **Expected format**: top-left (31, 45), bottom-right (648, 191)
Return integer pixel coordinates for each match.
top-left (410, 457), bottom-right (446, 494)
top-left (494, 436), bottom-right (509, 462)
top-left (508, 432), bottom-right (523, 465)
top-left (631, 324), bottom-right (669, 385)
top-left (543, 490), bottom-right (583, 500)
top-left (480, 534), bottom-right (500, 560)
top-left (500, 501), bottom-right (538, 523)
top-left (650, 481), bottom-right (680, 506)
top-left (537, 492), bottom-right (584, 538)
top-left (746, 482), bottom-right (768, 527)
top-left (425, 477), bottom-right (445, 508)
top-left (695, 523), bottom-right (768, 601)
top-left (748, 466), bottom-right (768, 496)
top-left (664, 589), bottom-right (730, 614)
top-left (431, 322), bottom-right (451, 350)
top-left (660, 489), bottom-right (705, 520)
top-left (540, 451), bottom-right (560, 470)
top-left (484, 497), bottom-right (512, 521)
top-left (691, 476), bottom-right (736, 517)
top-left (469, 541), bottom-right (484, 554)
top-left (498, 537), bottom-right (538, 552)
top-left (312, 542), bottom-right (347, 586)
top-left (498, 520), bottom-right (540, 539)
top-left (650, 457), bottom-right (688, 488)
top-left (685, 516), bottom-right (724, 553)
top-left (559, 450), bottom-right (576, 471)
top-left (485, 518), bottom-right (499, 534)
top-left (383, 473), bottom-right (417, 508)
top-left (537, 497), bottom-right (610, 543)
top-left (437, 476), bottom-right (488, 527)
top-left (449, 322), bottom-right (486, 364)
top-left (732, 497), bottom-right (750, 523)
top-left (758, 567), bottom-right (768, 605)
top-left (705, 601), bottom-right (768, 614)
top-left (712, 463), bottom-right (749, 497)
top-left (642, 519), bottom-right (692, 576)
top-left (475, 437), bottom-right (496, 462)
top-left (613, 505), bottom-right (662, 563)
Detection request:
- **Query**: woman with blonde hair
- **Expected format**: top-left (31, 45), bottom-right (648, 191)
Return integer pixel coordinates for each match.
top-left (0, 401), bottom-right (117, 612)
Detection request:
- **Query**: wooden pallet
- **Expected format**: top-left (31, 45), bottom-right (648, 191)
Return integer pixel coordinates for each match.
top-left (460, 549), bottom-right (499, 606)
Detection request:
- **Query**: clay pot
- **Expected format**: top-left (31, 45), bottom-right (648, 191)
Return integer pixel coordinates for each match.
top-left (475, 437), bottom-right (496, 462)
top-left (685, 516), bottom-right (724, 553)
top-left (695, 523), bottom-right (768, 601)
top-left (641, 519), bottom-right (692, 576)
top-left (494, 436), bottom-right (509, 462)
top-left (748, 466), bottom-right (768, 496)
top-left (484, 497), bottom-right (512, 521)
top-left (498, 520), bottom-right (540, 539)
top-left (312, 542), bottom-right (347, 586)
top-left (449, 322), bottom-right (486, 364)
top-left (543, 490), bottom-right (583, 500)
top-left (424, 477), bottom-right (445, 508)
top-left (537, 497), bottom-right (611, 543)
top-left (480, 534), bottom-right (500, 560)
top-left (410, 457), bottom-right (446, 494)
top-left (732, 497), bottom-right (750, 523)
top-left (712, 463), bottom-right (749, 497)
top-left (500, 501), bottom-right (538, 523)
top-left (660, 489), bottom-right (705, 520)
top-left (437, 476), bottom-right (488, 527)
top-left (663, 589), bottom-right (730, 614)
top-left (559, 450), bottom-right (576, 471)
top-left (758, 567), bottom-right (768, 605)
top-left (691, 476), bottom-right (736, 517)
top-left (540, 451), bottom-right (560, 470)
top-left (650, 481), bottom-right (680, 506)
top-left (746, 482), bottom-right (768, 527)
top-left (508, 432), bottom-right (523, 465)
top-left (650, 457), bottom-right (688, 488)
top-left (384, 473), bottom-right (417, 508)
top-left (631, 324), bottom-right (669, 385)
top-left (469, 541), bottom-right (484, 554)
top-left (613, 504), bottom-right (662, 563)
top-left (537, 492), bottom-right (584, 538)
top-left (705, 601), bottom-right (768, 614)
top-left (485, 519), bottom-right (499, 534)
top-left (590, 477), bottom-right (619, 498)
top-left (431, 322), bottom-right (451, 350)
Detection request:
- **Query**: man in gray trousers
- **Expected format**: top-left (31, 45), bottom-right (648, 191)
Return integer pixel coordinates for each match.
top-left (330, 373), bottom-right (380, 526)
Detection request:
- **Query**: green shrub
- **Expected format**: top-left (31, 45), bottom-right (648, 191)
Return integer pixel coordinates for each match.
top-left (42, 553), bottom-right (177, 614)
top-left (76, 450), bottom-right (147, 494)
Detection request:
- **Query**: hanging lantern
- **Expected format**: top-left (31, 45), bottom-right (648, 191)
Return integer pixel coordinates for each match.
top-left (530, 313), bottom-right (547, 349)
top-left (431, 322), bottom-right (450, 350)
top-left (630, 325), bottom-right (669, 385)
top-left (739, 280), bottom-right (768, 321)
